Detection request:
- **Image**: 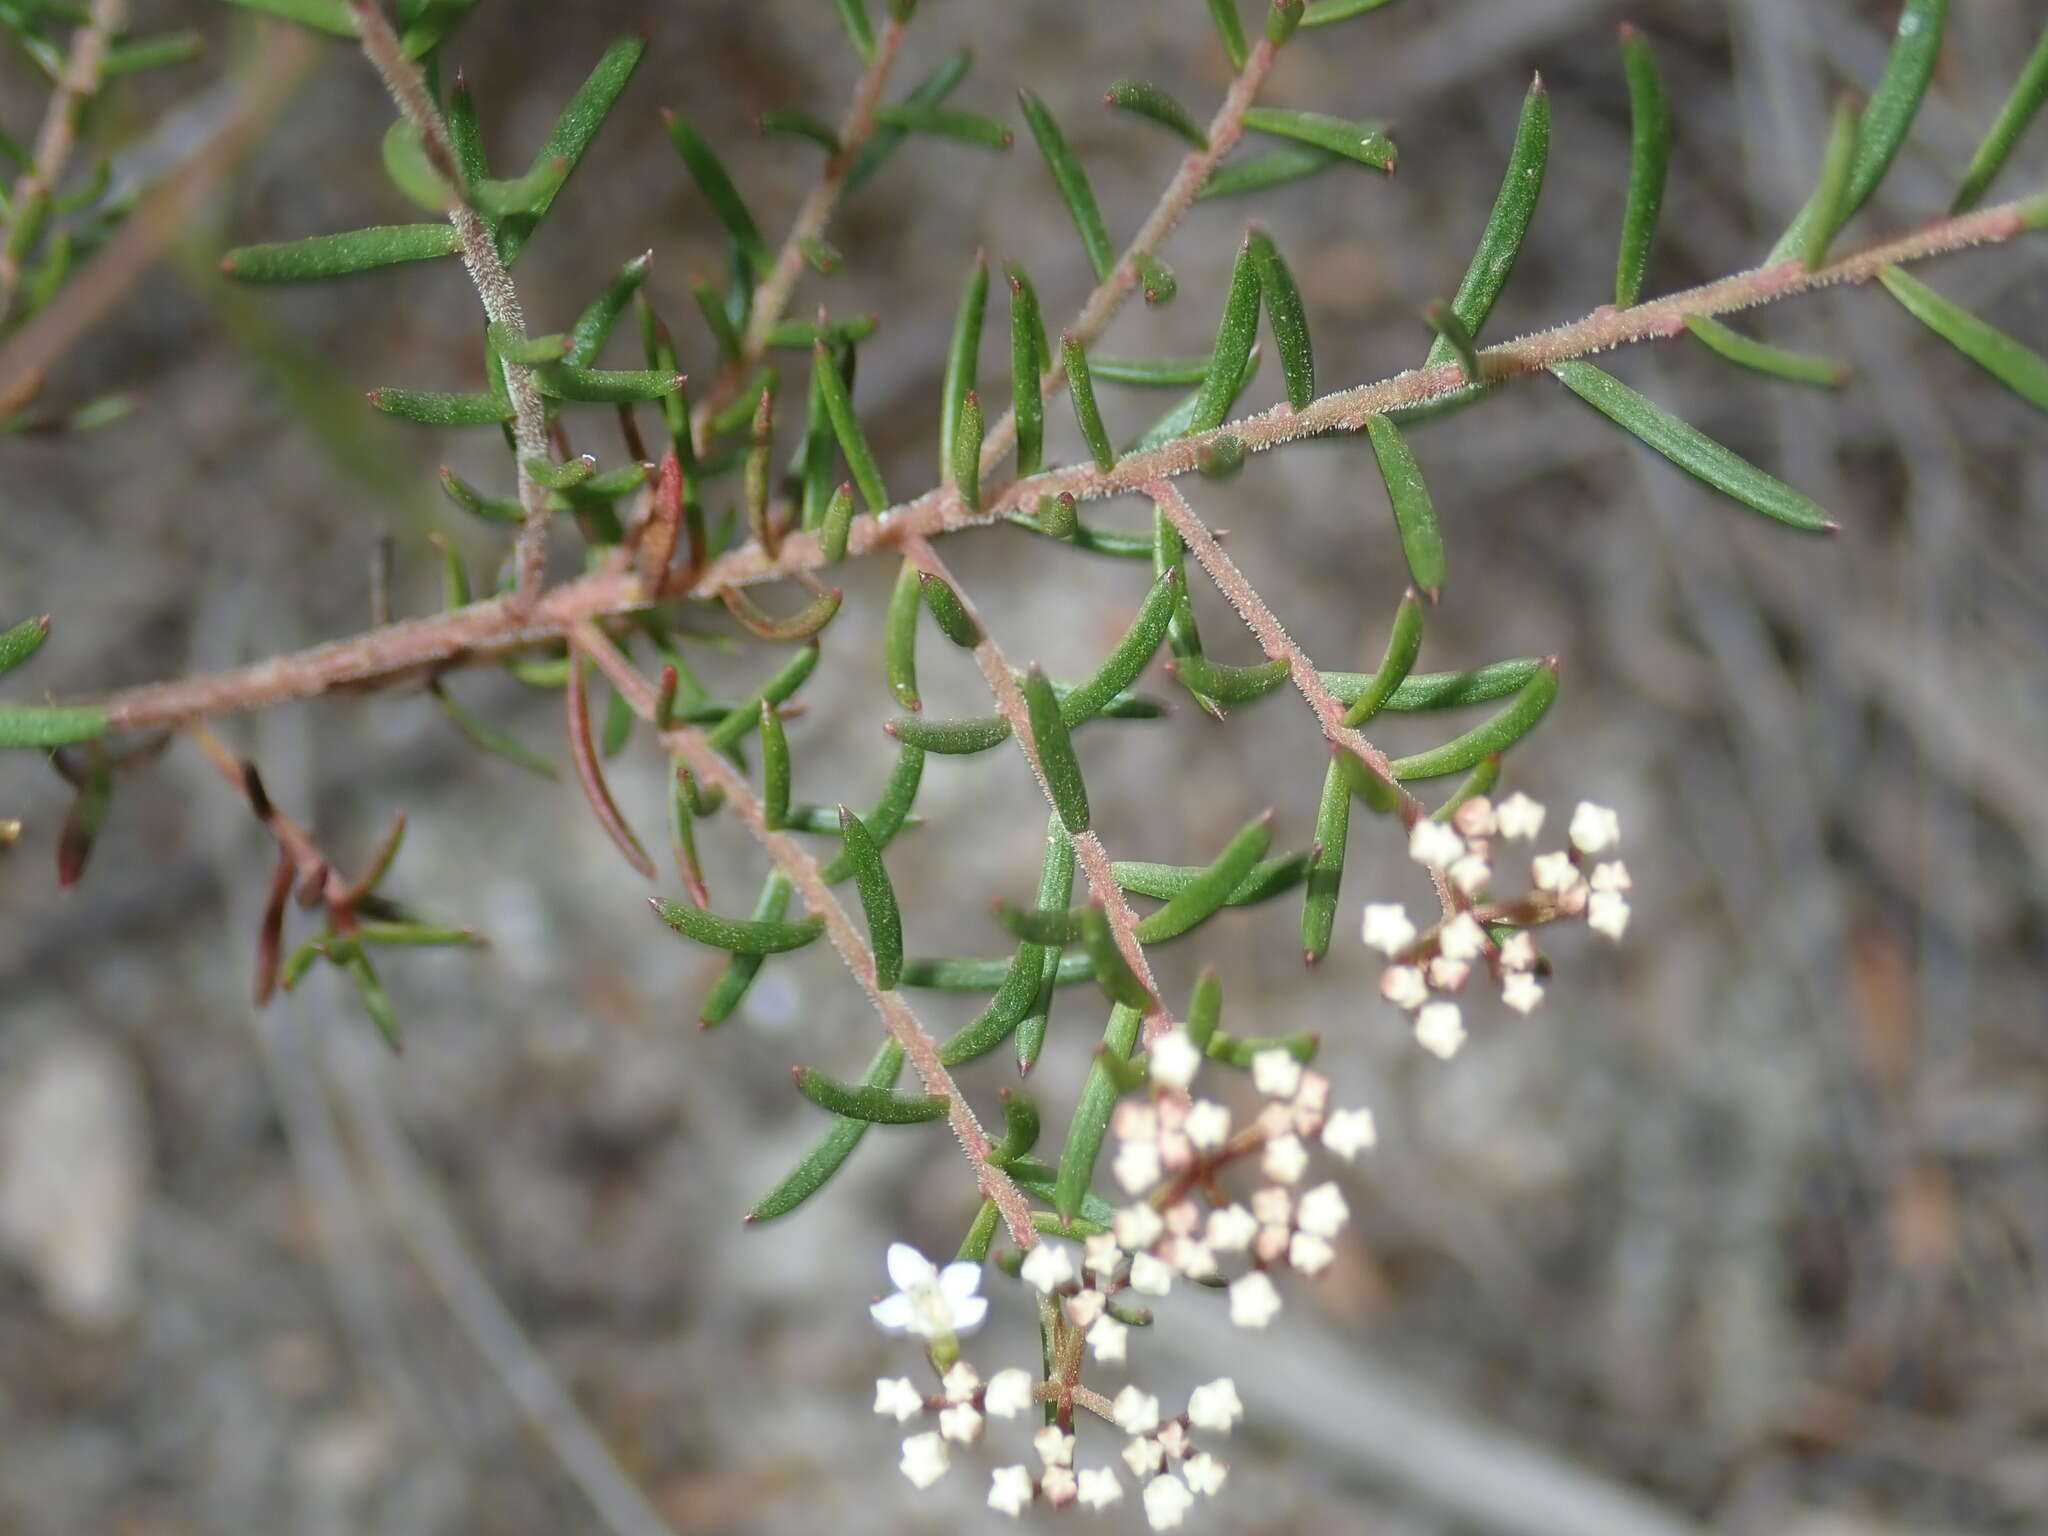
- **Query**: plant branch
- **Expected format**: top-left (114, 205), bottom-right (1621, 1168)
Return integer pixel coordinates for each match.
top-left (0, 0), bottom-right (126, 328)
top-left (978, 37), bottom-right (1279, 472)
top-left (350, 0), bottom-right (555, 606)
top-left (567, 620), bottom-right (1039, 1249)
top-left (91, 194), bottom-right (2039, 733)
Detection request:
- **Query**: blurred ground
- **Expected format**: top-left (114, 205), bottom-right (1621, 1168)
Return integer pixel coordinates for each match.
top-left (2, 1), bottom-right (2046, 1533)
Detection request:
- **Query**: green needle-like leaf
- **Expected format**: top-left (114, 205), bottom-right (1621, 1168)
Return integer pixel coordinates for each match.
top-left (1057, 570), bottom-right (1177, 726)
top-left (814, 340), bottom-right (889, 510)
top-left (920, 573), bottom-right (983, 648)
top-left (885, 558), bottom-right (923, 711)
top-left (1549, 360), bottom-right (1833, 532)
top-left (1017, 820), bottom-right (1077, 1074)
top-left (0, 702), bottom-right (107, 749)
top-left (1173, 653), bottom-right (1287, 702)
top-left (758, 701), bottom-right (791, 828)
top-left (1019, 89), bottom-right (1115, 282)
top-left (1135, 251), bottom-right (1177, 306)
top-left (839, 806), bottom-right (904, 989)
top-left (1083, 905), bottom-right (1151, 1008)
top-left (991, 1088), bottom-right (1041, 1164)
top-left (1878, 265), bottom-right (2048, 411)
top-left (0, 615), bottom-right (49, 677)
top-left (429, 681), bottom-right (556, 778)
top-left (1364, 416), bottom-right (1444, 599)
top-left (1105, 80), bottom-right (1207, 148)
top-left (214, 0), bottom-right (355, 37)
top-left (664, 110), bottom-right (772, 277)
top-left (500, 36), bottom-right (645, 261)
top-left (1324, 657), bottom-right (1545, 713)
top-left (1801, 95), bottom-right (1862, 272)
top-left (704, 643), bottom-right (820, 752)
top-left (941, 253), bottom-right (988, 488)
top-left (532, 364), bottom-right (680, 403)
top-left (1207, 0), bottom-right (1248, 67)
top-left (819, 482), bottom-right (856, 564)
top-left (889, 714), bottom-right (1010, 754)
top-left (1615, 23), bottom-right (1669, 308)
top-left (1134, 810), bottom-right (1275, 943)
top-left (1062, 333), bottom-right (1115, 471)
top-left (368, 388), bottom-right (510, 426)
top-left (1008, 263), bottom-right (1047, 475)
top-left (1767, 0), bottom-right (1947, 263)
top-left (1248, 228), bottom-right (1313, 408)
top-left (1301, 0), bottom-right (1402, 22)
top-left (221, 224), bottom-right (460, 282)
top-left (833, 0), bottom-right (875, 62)
top-left (794, 1066), bottom-right (946, 1122)
top-left (1198, 144), bottom-right (1340, 201)
top-left (1115, 850), bottom-right (1311, 907)
top-left (1426, 76), bottom-right (1546, 369)
top-left (1053, 1001), bottom-right (1142, 1219)
top-left (1953, 25), bottom-right (2048, 211)
top-left (700, 873), bottom-right (793, 1027)
top-left (750, 1039), bottom-right (903, 1220)
top-left (566, 251), bottom-right (651, 366)
top-left (847, 50), bottom-right (973, 193)
top-left (652, 897), bottom-right (826, 954)
top-left (339, 944), bottom-right (403, 1052)
top-left (901, 951), bottom-right (1092, 990)
top-left (1191, 238), bottom-right (1261, 433)
top-left (938, 940), bottom-right (1047, 1066)
top-left (872, 105), bottom-right (1014, 149)
top-left (760, 108), bottom-right (840, 152)
top-left (1023, 664), bottom-right (1089, 833)
top-left (1241, 107), bottom-right (1396, 170)
top-left (1389, 662), bottom-right (1559, 780)
top-left (1684, 316), bottom-right (1848, 388)
top-left (1302, 756), bottom-right (1350, 963)
top-left (1089, 355), bottom-right (1211, 387)
top-left (953, 388), bottom-right (985, 507)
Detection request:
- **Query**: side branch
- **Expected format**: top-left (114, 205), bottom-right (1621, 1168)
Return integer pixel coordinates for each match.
top-left (92, 195), bottom-right (2039, 732)
top-left (568, 621), bottom-right (1039, 1249)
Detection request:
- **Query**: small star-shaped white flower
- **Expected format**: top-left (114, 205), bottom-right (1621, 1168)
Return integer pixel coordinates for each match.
top-left (1114, 1137), bottom-right (1164, 1195)
top-left (1296, 1181), bottom-right (1350, 1239)
top-left (1532, 850), bottom-right (1581, 893)
top-left (1360, 902), bottom-right (1417, 957)
top-left (1187, 1376), bottom-right (1244, 1433)
top-left (984, 1368), bottom-right (1034, 1419)
top-left (1172, 1239), bottom-right (1217, 1279)
top-left (874, 1377), bottom-right (924, 1422)
top-left (1590, 859), bottom-right (1631, 891)
top-left (1065, 1288), bottom-right (1106, 1329)
top-left (988, 1464), bottom-right (1034, 1517)
top-left (1438, 911), bottom-right (1486, 961)
top-left (1322, 1106), bottom-right (1377, 1160)
top-left (1040, 1465), bottom-right (1078, 1506)
top-left (1502, 972), bottom-right (1544, 1014)
top-left (1261, 1132), bottom-right (1309, 1185)
top-left (1381, 963), bottom-right (1429, 1010)
top-left (900, 1431), bottom-right (949, 1489)
top-left (1495, 792), bottom-right (1546, 840)
top-left (1128, 1251), bottom-right (1174, 1296)
top-left (1019, 1241), bottom-right (1076, 1294)
top-left (1087, 1314), bottom-right (1128, 1363)
top-left (1185, 1098), bottom-right (1231, 1151)
top-left (1078, 1465), bottom-right (1124, 1510)
top-left (1123, 1435), bottom-right (1164, 1477)
top-left (1427, 956), bottom-right (1471, 992)
top-left (1497, 930), bottom-right (1537, 971)
top-left (1143, 1471), bottom-right (1196, 1530)
top-left (938, 1402), bottom-right (983, 1444)
top-left (1083, 1232), bottom-right (1122, 1278)
top-left (1250, 1185), bottom-right (1292, 1226)
top-left (1114, 1202), bottom-right (1164, 1251)
top-left (1113, 1385), bottom-right (1162, 1435)
top-left (1448, 852), bottom-right (1492, 897)
top-left (1034, 1425), bottom-right (1075, 1468)
top-left (1206, 1204), bottom-right (1257, 1252)
top-left (1289, 1230), bottom-right (1335, 1275)
top-left (1569, 801), bottom-right (1621, 854)
top-left (1408, 819), bottom-right (1466, 869)
top-left (940, 1361), bottom-right (979, 1403)
top-left (1251, 1048), bottom-right (1302, 1100)
top-left (1228, 1269), bottom-right (1283, 1329)
top-left (1147, 1027), bottom-right (1202, 1090)
top-left (1184, 1452), bottom-right (1228, 1496)
top-left (1587, 889), bottom-right (1630, 939)
top-left (870, 1243), bottom-right (988, 1338)
top-left (1414, 1001), bottom-right (1466, 1060)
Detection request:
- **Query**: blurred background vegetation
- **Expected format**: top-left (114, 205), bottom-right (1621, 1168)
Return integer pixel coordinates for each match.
top-left (2, 1), bottom-right (2045, 1532)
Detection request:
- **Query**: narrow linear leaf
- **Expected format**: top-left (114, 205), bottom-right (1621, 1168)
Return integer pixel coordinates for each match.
top-left (1053, 1002), bottom-right (1143, 1219)
top-left (533, 365), bottom-right (681, 403)
top-left (1062, 333), bottom-right (1115, 471)
top-left (429, 681), bottom-right (556, 777)
top-left (1018, 819), bottom-right (1076, 1074)
top-left (1135, 251), bottom-right (1177, 306)
top-left (920, 573), bottom-right (983, 648)
top-left (1106, 80), bottom-right (1207, 148)
top-left (1422, 300), bottom-right (1481, 382)
top-left (994, 901), bottom-right (1082, 946)
top-left (1205, 1028), bottom-right (1318, 1067)
top-left (704, 643), bottom-right (820, 752)
top-left (1301, 0), bottom-right (1401, 22)
top-left (1198, 143), bottom-right (1339, 201)
top-left (872, 105), bottom-right (1013, 149)
top-left (1019, 90), bottom-right (1115, 281)
top-left (941, 253), bottom-right (988, 488)
top-left (1134, 810), bottom-right (1274, 943)
top-left (369, 388), bottom-right (510, 426)
top-left (758, 702), bottom-right (791, 828)
top-left (1206, 0), bottom-right (1248, 68)
top-left (1241, 107), bottom-right (1395, 170)
top-left (1685, 316), bottom-right (1847, 388)
top-left (1115, 850), bottom-right (1312, 907)
top-left (0, 703), bottom-right (108, 749)
top-left (1302, 756), bottom-right (1350, 963)
top-left (1877, 265), bottom-right (2048, 411)
top-left (0, 615), bottom-right (50, 677)
top-left (991, 1088), bottom-right (1041, 1164)
top-left (1190, 238), bottom-right (1261, 433)
top-left (819, 482), bottom-right (856, 564)
top-left (1090, 355), bottom-right (1210, 386)
top-left (1080, 907), bottom-right (1150, 1009)
top-left (222, 224), bottom-right (459, 282)
top-left (846, 49), bottom-right (973, 194)
top-left (1023, 665), bottom-right (1089, 832)
top-left (1327, 656), bottom-right (1541, 713)
top-left (1125, 342), bottom-right (1260, 452)
top-left (1801, 95), bottom-right (1862, 272)
top-left (814, 340), bottom-right (889, 509)
top-left (55, 743), bottom-right (111, 887)
top-left (760, 108), bottom-right (840, 152)
top-left (1615, 23), bottom-right (1669, 308)
top-left (1341, 587), bottom-right (1425, 729)
top-left (1365, 416), bottom-right (1444, 598)
top-left (1426, 76), bottom-right (1546, 368)
top-left (663, 111), bottom-right (772, 276)
top-left (567, 250), bottom-right (652, 366)
top-left (889, 713), bottom-right (1009, 754)
top-left (1952, 25), bottom-right (2048, 211)
top-left (1248, 227), bottom-right (1313, 408)
top-left (652, 897), bottom-right (825, 954)
top-left (794, 1066), bottom-right (946, 1123)
top-left (699, 873), bottom-right (792, 1026)
top-left (1008, 263), bottom-right (1046, 475)
top-left (1431, 754), bottom-right (1501, 822)
top-left (1549, 360), bottom-right (1833, 532)
top-left (1056, 570), bottom-right (1177, 728)
top-left (750, 1039), bottom-right (903, 1220)
top-left (839, 806), bottom-right (903, 989)
top-left (214, 0), bottom-right (354, 37)
top-left (833, 0), bottom-right (875, 62)
top-left (937, 943), bottom-right (1044, 1066)
top-left (1390, 662), bottom-right (1559, 780)
top-left (952, 391), bottom-right (985, 510)
top-left (818, 742), bottom-right (928, 884)
top-left (884, 558), bottom-right (922, 710)
top-left (720, 583), bottom-right (843, 642)
top-left (1172, 652), bottom-right (1287, 702)
top-left (498, 35), bottom-right (646, 261)
top-left (900, 951), bottom-right (1093, 991)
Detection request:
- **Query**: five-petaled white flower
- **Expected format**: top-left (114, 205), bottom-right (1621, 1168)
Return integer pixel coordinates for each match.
top-left (1034, 1425), bottom-right (1075, 1468)
top-left (1129, 1251), bottom-right (1174, 1296)
top-left (1020, 1241), bottom-right (1077, 1294)
top-left (1569, 800), bottom-right (1622, 854)
top-left (870, 1243), bottom-right (988, 1338)
top-left (1495, 792), bottom-right (1546, 840)
top-left (1187, 1376), bottom-right (1244, 1434)
top-left (1144, 1471), bottom-right (1196, 1530)
top-left (1290, 1230), bottom-right (1335, 1275)
top-left (1296, 1181), bottom-right (1350, 1239)
top-left (1251, 1048), bottom-right (1302, 1100)
top-left (900, 1431), bottom-right (950, 1489)
top-left (1360, 902), bottom-right (1417, 957)
top-left (1115, 1202), bottom-right (1165, 1252)
top-left (1531, 850), bottom-right (1580, 894)
top-left (1206, 1203), bottom-right (1258, 1253)
top-left (938, 1402), bottom-right (983, 1444)
top-left (1113, 1384), bottom-right (1162, 1435)
top-left (1321, 1106), bottom-right (1377, 1160)
top-left (1228, 1269), bottom-right (1283, 1328)
top-left (1408, 819), bottom-right (1466, 868)
top-left (1123, 1435), bottom-right (1164, 1477)
top-left (873, 1376), bottom-right (924, 1423)
top-left (1184, 1452), bottom-right (1228, 1496)
top-left (1087, 1314), bottom-right (1129, 1363)
top-left (1414, 1001), bottom-right (1466, 1060)
top-left (1078, 1465), bottom-right (1125, 1510)
top-left (1261, 1132), bottom-right (1309, 1185)
top-left (1438, 911), bottom-right (1486, 962)
top-left (1148, 1027), bottom-right (1202, 1090)
top-left (1587, 889), bottom-right (1630, 939)
top-left (1185, 1099), bottom-right (1231, 1151)
top-left (988, 1464), bottom-right (1034, 1518)
top-left (1381, 963), bottom-right (1429, 1010)
top-left (1502, 972), bottom-right (1544, 1014)
top-left (984, 1368), bottom-right (1034, 1419)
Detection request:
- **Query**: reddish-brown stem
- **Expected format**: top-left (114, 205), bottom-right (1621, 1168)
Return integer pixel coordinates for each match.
top-left (89, 197), bottom-right (2039, 733)
top-left (563, 643), bottom-right (657, 879)
top-left (568, 621), bottom-right (1038, 1247)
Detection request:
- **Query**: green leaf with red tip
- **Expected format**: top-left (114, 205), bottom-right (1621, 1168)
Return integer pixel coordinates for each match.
top-left (1019, 89), bottom-right (1115, 282)
top-left (1615, 23), bottom-right (1669, 308)
top-left (222, 224), bottom-right (459, 282)
top-left (664, 111), bottom-right (771, 277)
top-left (1052, 1001), bottom-right (1142, 1219)
top-left (1389, 663), bottom-right (1558, 780)
top-left (1877, 265), bottom-right (2048, 411)
top-left (370, 388), bottom-right (510, 426)
top-left (1106, 80), bottom-right (1206, 148)
top-left (1248, 228), bottom-right (1312, 408)
top-left (1061, 333), bottom-right (1115, 471)
top-left (794, 1066), bottom-right (946, 1123)
top-left (1425, 76), bottom-right (1545, 368)
top-left (1023, 665), bottom-right (1089, 833)
top-left (1199, 143), bottom-right (1340, 201)
top-left (652, 897), bottom-right (825, 954)
top-left (1241, 107), bottom-right (1395, 170)
top-left (1206, 0), bottom-right (1248, 67)
top-left (498, 36), bottom-right (645, 262)
top-left (1134, 811), bottom-right (1275, 943)
top-left (941, 254), bottom-right (988, 487)
top-left (1364, 415), bottom-right (1444, 598)
top-left (1301, 757), bottom-right (1350, 962)
top-left (839, 805), bottom-right (903, 990)
top-left (750, 1039), bottom-right (903, 1220)
top-left (0, 615), bottom-right (50, 677)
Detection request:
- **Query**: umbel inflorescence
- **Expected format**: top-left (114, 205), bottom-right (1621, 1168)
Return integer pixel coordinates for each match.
top-left (2, 0), bottom-right (2045, 1527)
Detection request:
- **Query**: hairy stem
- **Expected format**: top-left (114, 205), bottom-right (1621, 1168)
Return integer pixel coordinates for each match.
top-left (350, 0), bottom-right (554, 605)
top-left (0, 0), bottom-right (126, 328)
top-left (568, 621), bottom-right (1038, 1248)
top-left (92, 195), bottom-right (2038, 732)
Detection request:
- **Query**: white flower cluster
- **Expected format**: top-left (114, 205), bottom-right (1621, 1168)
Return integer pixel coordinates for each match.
top-left (978, 1378), bottom-right (1238, 1525)
top-left (1364, 796), bottom-right (1632, 1059)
